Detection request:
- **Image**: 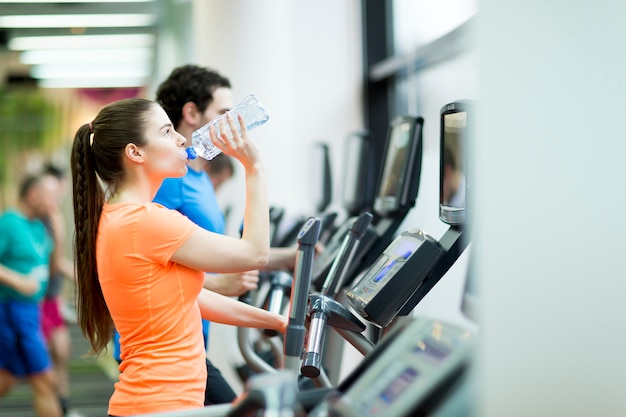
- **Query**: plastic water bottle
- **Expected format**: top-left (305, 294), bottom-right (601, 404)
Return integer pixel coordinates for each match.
top-left (182, 94), bottom-right (269, 160)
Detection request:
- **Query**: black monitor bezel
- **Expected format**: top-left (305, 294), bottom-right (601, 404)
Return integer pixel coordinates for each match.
top-left (342, 131), bottom-right (376, 216)
top-left (311, 142), bottom-right (332, 213)
top-left (373, 115), bottom-right (424, 216)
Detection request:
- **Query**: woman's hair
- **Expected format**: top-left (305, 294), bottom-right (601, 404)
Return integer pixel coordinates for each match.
top-left (70, 97), bottom-right (155, 355)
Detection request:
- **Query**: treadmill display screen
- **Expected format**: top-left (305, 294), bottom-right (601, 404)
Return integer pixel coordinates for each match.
top-left (440, 111), bottom-right (466, 210)
top-left (371, 238), bottom-right (419, 283)
top-left (377, 121), bottom-right (411, 199)
top-left (379, 367), bottom-right (419, 405)
top-left (439, 101), bottom-right (471, 225)
top-left (346, 232), bottom-right (428, 313)
top-left (413, 338), bottom-right (450, 364)
top-left (373, 116), bottom-right (422, 215)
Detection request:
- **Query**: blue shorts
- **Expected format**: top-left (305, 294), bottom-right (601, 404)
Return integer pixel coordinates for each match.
top-left (0, 301), bottom-right (51, 376)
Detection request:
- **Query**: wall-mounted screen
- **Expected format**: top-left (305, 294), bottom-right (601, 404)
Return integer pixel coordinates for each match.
top-left (342, 132), bottom-right (375, 216)
top-left (439, 101), bottom-right (470, 225)
top-left (373, 116), bottom-right (424, 216)
top-left (310, 142), bottom-right (332, 213)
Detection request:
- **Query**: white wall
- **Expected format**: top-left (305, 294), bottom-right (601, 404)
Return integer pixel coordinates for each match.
top-left (174, 0), bottom-right (364, 394)
top-left (477, 1), bottom-right (626, 416)
top-left (191, 0), bottom-right (364, 237)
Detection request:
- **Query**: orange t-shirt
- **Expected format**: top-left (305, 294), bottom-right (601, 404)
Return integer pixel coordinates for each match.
top-left (97, 202), bottom-right (206, 415)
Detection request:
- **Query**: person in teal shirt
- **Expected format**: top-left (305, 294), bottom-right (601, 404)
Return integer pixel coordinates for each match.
top-left (0, 173), bottom-right (63, 417)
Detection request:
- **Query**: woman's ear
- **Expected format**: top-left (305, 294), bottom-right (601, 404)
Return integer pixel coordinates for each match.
top-left (124, 143), bottom-right (144, 163)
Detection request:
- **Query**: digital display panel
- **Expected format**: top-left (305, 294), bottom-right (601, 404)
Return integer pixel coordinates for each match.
top-left (441, 111), bottom-right (466, 209)
top-left (342, 132), bottom-right (373, 216)
top-left (377, 121), bottom-right (412, 199)
top-left (373, 115), bottom-right (423, 216)
top-left (372, 237), bottom-right (420, 283)
top-left (439, 101), bottom-right (471, 225)
top-left (413, 338), bottom-right (450, 364)
top-left (379, 367), bottom-right (419, 405)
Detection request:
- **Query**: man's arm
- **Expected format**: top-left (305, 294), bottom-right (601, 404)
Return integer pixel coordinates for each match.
top-left (48, 209), bottom-right (76, 281)
top-left (264, 247), bottom-right (297, 271)
top-left (265, 243), bottom-right (325, 271)
top-left (204, 271), bottom-right (260, 297)
top-left (0, 264), bottom-right (38, 296)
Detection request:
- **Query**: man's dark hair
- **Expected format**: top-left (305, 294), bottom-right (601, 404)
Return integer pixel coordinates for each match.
top-left (43, 163), bottom-right (65, 180)
top-left (156, 64), bottom-right (231, 129)
top-left (206, 153), bottom-right (234, 177)
top-left (18, 174), bottom-right (40, 200)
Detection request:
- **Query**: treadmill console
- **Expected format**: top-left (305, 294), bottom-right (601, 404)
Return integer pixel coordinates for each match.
top-left (311, 216), bottom-right (377, 290)
top-left (345, 229), bottom-right (444, 328)
top-left (308, 318), bottom-right (474, 417)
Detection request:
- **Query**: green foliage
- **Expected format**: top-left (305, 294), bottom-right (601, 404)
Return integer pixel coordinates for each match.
top-left (0, 88), bottom-right (56, 147)
top-left (0, 87), bottom-right (59, 209)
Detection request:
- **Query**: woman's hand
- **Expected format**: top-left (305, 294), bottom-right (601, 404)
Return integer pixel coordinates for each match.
top-left (209, 113), bottom-right (263, 170)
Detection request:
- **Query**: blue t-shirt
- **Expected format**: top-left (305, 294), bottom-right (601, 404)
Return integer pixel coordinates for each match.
top-left (154, 166), bottom-right (225, 235)
top-left (0, 210), bottom-right (53, 303)
top-left (155, 167), bottom-right (225, 348)
top-left (113, 166), bottom-right (226, 361)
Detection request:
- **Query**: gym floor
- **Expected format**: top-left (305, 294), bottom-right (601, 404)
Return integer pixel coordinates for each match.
top-left (0, 323), bottom-right (114, 417)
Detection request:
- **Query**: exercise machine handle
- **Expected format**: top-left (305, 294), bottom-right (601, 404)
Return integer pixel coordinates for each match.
top-left (300, 294), bottom-right (366, 379)
top-left (284, 217), bottom-right (321, 370)
top-left (262, 270), bottom-right (293, 337)
top-left (321, 211), bottom-right (373, 298)
top-left (300, 310), bottom-right (328, 378)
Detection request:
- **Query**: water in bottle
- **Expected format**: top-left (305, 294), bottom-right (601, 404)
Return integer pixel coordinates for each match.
top-left (182, 94), bottom-right (269, 160)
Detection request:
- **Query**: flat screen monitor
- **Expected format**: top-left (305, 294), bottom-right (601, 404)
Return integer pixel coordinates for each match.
top-left (310, 142), bottom-right (332, 213)
top-left (373, 116), bottom-right (424, 216)
top-left (439, 101), bottom-right (471, 226)
top-left (342, 131), bottom-right (375, 216)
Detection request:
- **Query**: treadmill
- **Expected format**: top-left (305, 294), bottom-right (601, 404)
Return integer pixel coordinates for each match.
top-left (346, 101), bottom-right (473, 332)
top-left (306, 100), bottom-right (477, 417)
top-left (311, 115), bottom-right (425, 291)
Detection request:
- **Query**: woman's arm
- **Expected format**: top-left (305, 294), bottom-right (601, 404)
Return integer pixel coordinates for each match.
top-left (197, 288), bottom-right (287, 333)
top-left (171, 114), bottom-right (270, 273)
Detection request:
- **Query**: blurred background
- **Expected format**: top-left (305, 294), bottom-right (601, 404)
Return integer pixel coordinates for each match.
top-left (0, 0), bottom-right (477, 243)
top-left (3, 1), bottom-right (626, 417)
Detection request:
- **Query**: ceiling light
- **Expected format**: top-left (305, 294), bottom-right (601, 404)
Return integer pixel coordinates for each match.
top-left (38, 77), bottom-right (148, 89)
top-left (9, 33), bottom-right (155, 50)
top-left (30, 63), bottom-right (151, 79)
top-left (20, 47), bottom-right (154, 64)
top-left (0, 14), bottom-right (157, 28)
top-left (0, 0), bottom-right (155, 3)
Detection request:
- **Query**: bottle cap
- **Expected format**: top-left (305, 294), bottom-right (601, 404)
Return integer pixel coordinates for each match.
top-left (184, 147), bottom-right (197, 160)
